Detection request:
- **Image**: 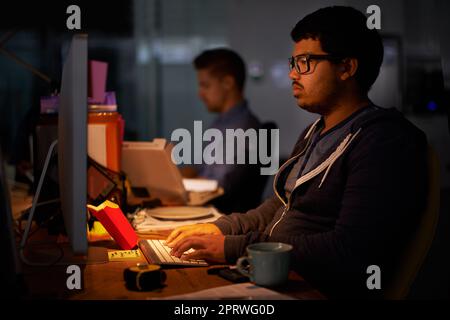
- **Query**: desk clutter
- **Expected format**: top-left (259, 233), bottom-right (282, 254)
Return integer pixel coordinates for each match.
top-left (85, 200), bottom-right (221, 268)
top-left (131, 206), bottom-right (222, 233)
top-left (121, 139), bottom-right (223, 207)
top-left (87, 200), bottom-right (138, 250)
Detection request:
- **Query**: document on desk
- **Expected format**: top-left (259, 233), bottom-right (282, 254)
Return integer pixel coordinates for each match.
top-left (132, 206), bottom-right (222, 232)
top-left (153, 282), bottom-right (296, 300)
top-left (182, 178), bottom-right (218, 192)
top-left (88, 124), bottom-right (107, 167)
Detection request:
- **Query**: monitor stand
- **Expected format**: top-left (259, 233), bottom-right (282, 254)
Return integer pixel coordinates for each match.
top-left (19, 140), bottom-right (109, 266)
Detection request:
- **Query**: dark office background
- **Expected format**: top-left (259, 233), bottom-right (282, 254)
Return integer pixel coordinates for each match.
top-left (0, 0), bottom-right (449, 299)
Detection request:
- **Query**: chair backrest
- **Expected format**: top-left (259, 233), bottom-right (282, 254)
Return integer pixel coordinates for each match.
top-left (384, 144), bottom-right (440, 299)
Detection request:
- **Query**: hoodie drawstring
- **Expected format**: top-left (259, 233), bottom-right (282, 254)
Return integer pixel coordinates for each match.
top-left (318, 127), bottom-right (362, 188)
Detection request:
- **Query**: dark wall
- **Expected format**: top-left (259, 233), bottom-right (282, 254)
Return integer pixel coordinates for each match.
top-left (0, 1), bottom-right (133, 35)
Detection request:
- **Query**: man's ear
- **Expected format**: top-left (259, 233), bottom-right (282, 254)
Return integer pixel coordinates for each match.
top-left (339, 58), bottom-right (358, 81)
top-left (222, 75), bottom-right (235, 90)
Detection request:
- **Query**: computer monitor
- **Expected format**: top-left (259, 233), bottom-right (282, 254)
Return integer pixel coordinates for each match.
top-left (58, 33), bottom-right (88, 255)
top-left (20, 34), bottom-right (107, 265)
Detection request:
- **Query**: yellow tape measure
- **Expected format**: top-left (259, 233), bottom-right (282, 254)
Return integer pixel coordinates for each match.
top-left (108, 249), bottom-right (141, 261)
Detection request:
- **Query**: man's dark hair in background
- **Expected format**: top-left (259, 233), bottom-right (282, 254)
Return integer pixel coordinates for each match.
top-left (193, 48), bottom-right (247, 92)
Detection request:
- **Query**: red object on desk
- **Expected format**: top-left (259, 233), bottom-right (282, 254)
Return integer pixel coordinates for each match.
top-left (87, 201), bottom-right (138, 250)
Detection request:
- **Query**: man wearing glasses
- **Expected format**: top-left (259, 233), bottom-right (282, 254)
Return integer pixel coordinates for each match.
top-left (166, 6), bottom-right (427, 299)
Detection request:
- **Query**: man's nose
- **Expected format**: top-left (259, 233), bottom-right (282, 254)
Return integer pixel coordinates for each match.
top-left (289, 67), bottom-right (300, 81)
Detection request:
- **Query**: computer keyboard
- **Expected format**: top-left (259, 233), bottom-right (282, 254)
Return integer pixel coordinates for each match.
top-left (139, 239), bottom-right (208, 266)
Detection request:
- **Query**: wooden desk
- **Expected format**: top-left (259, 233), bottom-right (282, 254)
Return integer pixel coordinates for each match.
top-left (22, 233), bottom-right (325, 300)
top-left (11, 189), bottom-right (324, 300)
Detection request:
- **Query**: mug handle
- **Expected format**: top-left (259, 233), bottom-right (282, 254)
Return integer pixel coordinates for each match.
top-left (236, 256), bottom-right (252, 278)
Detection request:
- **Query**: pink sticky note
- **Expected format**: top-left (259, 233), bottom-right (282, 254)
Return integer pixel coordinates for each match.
top-left (89, 60), bottom-right (108, 104)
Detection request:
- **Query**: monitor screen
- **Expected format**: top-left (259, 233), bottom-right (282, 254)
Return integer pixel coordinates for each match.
top-left (58, 34), bottom-right (88, 255)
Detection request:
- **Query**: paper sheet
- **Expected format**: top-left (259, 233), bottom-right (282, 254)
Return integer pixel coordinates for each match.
top-left (88, 124), bottom-right (107, 167)
top-left (153, 282), bottom-right (296, 300)
top-left (182, 178), bottom-right (218, 192)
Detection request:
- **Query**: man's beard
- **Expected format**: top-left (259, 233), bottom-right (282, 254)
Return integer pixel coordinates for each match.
top-left (295, 85), bottom-right (339, 116)
top-left (297, 98), bottom-right (335, 116)
top-left (299, 102), bottom-right (327, 115)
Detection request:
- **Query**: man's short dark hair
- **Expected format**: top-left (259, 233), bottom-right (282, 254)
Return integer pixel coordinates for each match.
top-left (291, 6), bottom-right (384, 94)
top-left (193, 48), bottom-right (246, 91)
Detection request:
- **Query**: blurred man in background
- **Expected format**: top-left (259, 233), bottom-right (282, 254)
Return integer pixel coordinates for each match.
top-left (183, 48), bottom-right (264, 214)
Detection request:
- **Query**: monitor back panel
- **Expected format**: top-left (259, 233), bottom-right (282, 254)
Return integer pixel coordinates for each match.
top-left (122, 139), bottom-right (187, 205)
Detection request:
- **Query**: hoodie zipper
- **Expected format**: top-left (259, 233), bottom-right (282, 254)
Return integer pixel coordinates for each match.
top-left (269, 125), bottom-right (317, 236)
top-left (269, 126), bottom-right (362, 237)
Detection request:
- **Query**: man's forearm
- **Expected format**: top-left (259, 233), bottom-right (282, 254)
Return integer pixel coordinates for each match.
top-left (213, 196), bottom-right (282, 235)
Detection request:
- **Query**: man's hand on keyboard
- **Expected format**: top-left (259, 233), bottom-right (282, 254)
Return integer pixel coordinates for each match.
top-left (169, 234), bottom-right (226, 264)
top-left (165, 223), bottom-right (223, 248)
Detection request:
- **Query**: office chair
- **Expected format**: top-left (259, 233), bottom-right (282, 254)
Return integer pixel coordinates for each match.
top-left (384, 144), bottom-right (440, 299)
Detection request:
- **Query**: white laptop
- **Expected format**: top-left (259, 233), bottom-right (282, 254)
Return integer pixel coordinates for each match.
top-left (121, 139), bottom-right (223, 206)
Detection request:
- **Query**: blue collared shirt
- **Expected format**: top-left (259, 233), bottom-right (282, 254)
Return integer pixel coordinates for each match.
top-left (197, 100), bottom-right (261, 186)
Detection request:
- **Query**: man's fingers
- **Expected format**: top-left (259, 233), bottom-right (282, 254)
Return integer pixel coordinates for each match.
top-left (165, 225), bottom-right (198, 246)
top-left (171, 237), bottom-right (204, 257)
top-left (166, 233), bottom-right (188, 248)
top-left (171, 237), bottom-right (197, 256)
top-left (170, 234), bottom-right (226, 264)
top-left (166, 230), bottom-right (195, 248)
top-left (166, 227), bottom-right (191, 246)
top-left (182, 249), bottom-right (210, 261)
top-left (165, 229), bottom-right (181, 245)
top-left (166, 228), bottom-right (210, 248)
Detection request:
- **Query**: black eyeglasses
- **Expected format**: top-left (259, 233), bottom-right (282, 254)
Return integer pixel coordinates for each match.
top-left (288, 54), bottom-right (341, 74)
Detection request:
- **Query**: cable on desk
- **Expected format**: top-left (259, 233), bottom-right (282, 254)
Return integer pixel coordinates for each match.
top-left (19, 140), bottom-right (61, 267)
top-left (19, 241), bottom-right (64, 267)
